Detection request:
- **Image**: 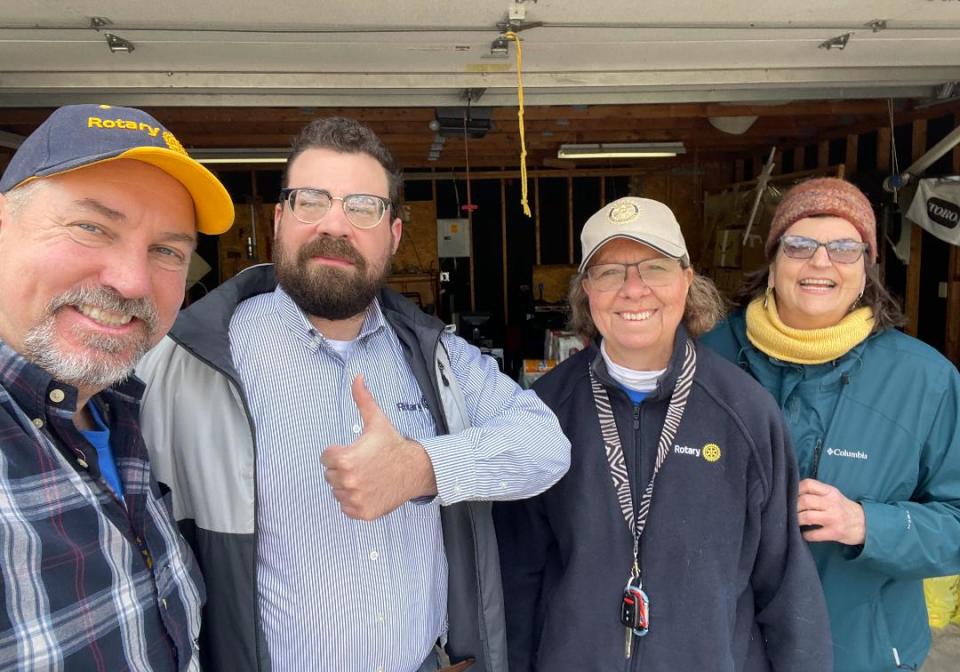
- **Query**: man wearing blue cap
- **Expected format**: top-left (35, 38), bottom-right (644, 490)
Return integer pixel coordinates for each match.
top-left (0, 104), bottom-right (234, 670)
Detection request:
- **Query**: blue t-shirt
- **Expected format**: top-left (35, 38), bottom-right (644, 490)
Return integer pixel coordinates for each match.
top-left (80, 403), bottom-right (124, 501)
top-left (621, 386), bottom-right (649, 405)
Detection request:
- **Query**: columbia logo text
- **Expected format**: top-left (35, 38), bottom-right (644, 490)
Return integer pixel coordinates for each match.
top-left (825, 447), bottom-right (868, 460)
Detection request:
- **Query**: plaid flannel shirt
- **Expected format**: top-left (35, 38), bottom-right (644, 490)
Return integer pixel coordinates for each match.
top-left (0, 340), bottom-right (204, 671)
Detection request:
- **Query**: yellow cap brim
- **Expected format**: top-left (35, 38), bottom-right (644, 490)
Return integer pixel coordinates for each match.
top-left (119, 146), bottom-right (235, 235)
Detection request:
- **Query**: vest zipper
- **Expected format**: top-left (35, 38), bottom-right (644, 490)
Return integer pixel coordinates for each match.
top-left (437, 359), bottom-right (450, 386)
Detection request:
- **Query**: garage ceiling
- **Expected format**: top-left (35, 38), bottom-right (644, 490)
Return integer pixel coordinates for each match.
top-left (1, 1), bottom-right (959, 169)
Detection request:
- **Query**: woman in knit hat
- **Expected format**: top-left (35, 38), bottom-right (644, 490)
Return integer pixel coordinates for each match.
top-left (702, 177), bottom-right (960, 672)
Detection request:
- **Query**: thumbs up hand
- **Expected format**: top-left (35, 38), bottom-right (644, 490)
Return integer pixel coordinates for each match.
top-left (320, 375), bottom-right (438, 520)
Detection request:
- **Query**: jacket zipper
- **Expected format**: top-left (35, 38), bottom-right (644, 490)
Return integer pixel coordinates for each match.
top-left (810, 437), bottom-right (824, 480)
top-left (174, 343), bottom-right (266, 670)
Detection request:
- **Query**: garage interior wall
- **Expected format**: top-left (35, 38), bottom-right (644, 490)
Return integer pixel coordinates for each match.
top-left (2, 102), bottom-right (959, 372)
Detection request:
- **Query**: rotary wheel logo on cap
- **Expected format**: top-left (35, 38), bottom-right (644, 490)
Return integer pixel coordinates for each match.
top-left (608, 202), bottom-right (639, 224)
top-left (163, 130), bottom-right (188, 156)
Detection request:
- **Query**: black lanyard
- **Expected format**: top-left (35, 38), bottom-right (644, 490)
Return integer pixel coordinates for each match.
top-left (589, 340), bottom-right (697, 579)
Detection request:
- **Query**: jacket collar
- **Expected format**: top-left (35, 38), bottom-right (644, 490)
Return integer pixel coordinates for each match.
top-left (169, 263), bottom-right (448, 383)
top-left (728, 307), bottom-right (875, 380)
top-left (590, 324), bottom-right (690, 402)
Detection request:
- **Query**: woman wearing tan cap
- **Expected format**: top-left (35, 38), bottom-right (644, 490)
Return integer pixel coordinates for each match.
top-left (702, 177), bottom-right (960, 672)
top-left (495, 197), bottom-right (831, 671)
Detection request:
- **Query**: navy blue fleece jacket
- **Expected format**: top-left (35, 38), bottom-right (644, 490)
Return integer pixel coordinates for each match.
top-left (494, 330), bottom-right (832, 671)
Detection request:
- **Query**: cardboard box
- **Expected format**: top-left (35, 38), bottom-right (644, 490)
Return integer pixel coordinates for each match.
top-left (545, 330), bottom-right (587, 363)
top-left (714, 229), bottom-right (744, 268)
top-left (519, 359), bottom-right (558, 389)
top-left (713, 268), bottom-right (746, 298)
top-left (741, 233), bottom-right (766, 272)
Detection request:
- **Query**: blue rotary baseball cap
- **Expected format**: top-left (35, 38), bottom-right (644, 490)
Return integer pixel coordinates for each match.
top-left (0, 104), bottom-right (234, 235)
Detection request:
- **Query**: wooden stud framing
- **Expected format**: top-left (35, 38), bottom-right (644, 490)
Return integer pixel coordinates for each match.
top-left (794, 146), bottom-right (805, 174)
top-left (501, 178), bottom-right (509, 325)
top-left (567, 176), bottom-right (575, 265)
top-left (905, 119), bottom-right (927, 337)
top-left (876, 128), bottom-right (891, 172)
top-left (845, 134), bottom-right (858, 176)
top-left (535, 177), bottom-right (542, 265)
top-left (947, 139), bottom-right (960, 365)
top-left (874, 128), bottom-right (891, 278)
top-left (468, 179), bottom-right (476, 312)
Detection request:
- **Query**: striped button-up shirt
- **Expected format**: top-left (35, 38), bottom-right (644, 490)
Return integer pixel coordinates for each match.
top-left (230, 287), bottom-right (567, 672)
top-left (0, 340), bottom-right (205, 671)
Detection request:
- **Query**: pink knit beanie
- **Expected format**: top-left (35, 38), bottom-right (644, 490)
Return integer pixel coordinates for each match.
top-left (766, 178), bottom-right (877, 263)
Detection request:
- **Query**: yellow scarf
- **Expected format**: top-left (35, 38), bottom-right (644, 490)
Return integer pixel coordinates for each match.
top-left (745, 293), bottom-right (874, 364)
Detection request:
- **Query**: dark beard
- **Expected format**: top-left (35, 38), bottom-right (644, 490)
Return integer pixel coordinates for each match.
top-left (274, 235), bottom-right (390, 320)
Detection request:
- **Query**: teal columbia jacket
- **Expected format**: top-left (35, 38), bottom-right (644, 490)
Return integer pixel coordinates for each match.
top-left (702, 311), bottom-right (960, 672)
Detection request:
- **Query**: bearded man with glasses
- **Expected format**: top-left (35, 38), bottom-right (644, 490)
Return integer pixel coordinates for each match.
top-left (703, 177), bottom-right (960, 672)
top-left (136, 116), bottom-right (570, 672)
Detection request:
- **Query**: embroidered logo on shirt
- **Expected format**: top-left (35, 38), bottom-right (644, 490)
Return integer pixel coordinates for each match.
top-left (825, 447), bottom-right (868, 461)
top-left (673, 443), bottom-right (722, 463)
top-left (396, 397), bottom-right (430, 412)
top-left (702, 443), bottom-right (722, 463)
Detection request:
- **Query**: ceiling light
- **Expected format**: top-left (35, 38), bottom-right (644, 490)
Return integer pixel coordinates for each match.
top-left (0, 130), bottom-right (24, 149)
top-left (197, 157), bottom-right (287, 165)
top-left (708, 116), bottom-right (758, 135)
top-left (191, 148), bottom-right (288, 165)
top-left (557, 142), bottom-right (686, 160)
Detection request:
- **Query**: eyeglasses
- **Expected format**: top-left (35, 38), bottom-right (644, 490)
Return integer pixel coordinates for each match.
top-left (585, 259), bottom-right (683, 292)
top-left (279, 187), bottom-right (391, 230)
top-left (779, 235), bottom-right (868, 264)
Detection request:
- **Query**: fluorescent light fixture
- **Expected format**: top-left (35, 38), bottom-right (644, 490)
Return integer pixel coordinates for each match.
top-left (0, 130), bottom-right (24, 149)
top-left (191, 148), bottom-right (289, 165)
top-left (557, 142), bottom-right (686, 160)
top-left (197, 157), bottom-right (287, 165)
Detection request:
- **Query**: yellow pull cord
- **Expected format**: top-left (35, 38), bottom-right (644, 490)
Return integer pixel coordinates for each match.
top-left (503, 31), bottom-right (532, 218)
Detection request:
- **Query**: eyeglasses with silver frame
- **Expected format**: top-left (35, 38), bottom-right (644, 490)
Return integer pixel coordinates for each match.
top-left (279, 187), bottom-right (391, 230)
top-left (779, 234), bottom-right (868, 264)
top-left (585, 258), bottom-right (683, 292)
